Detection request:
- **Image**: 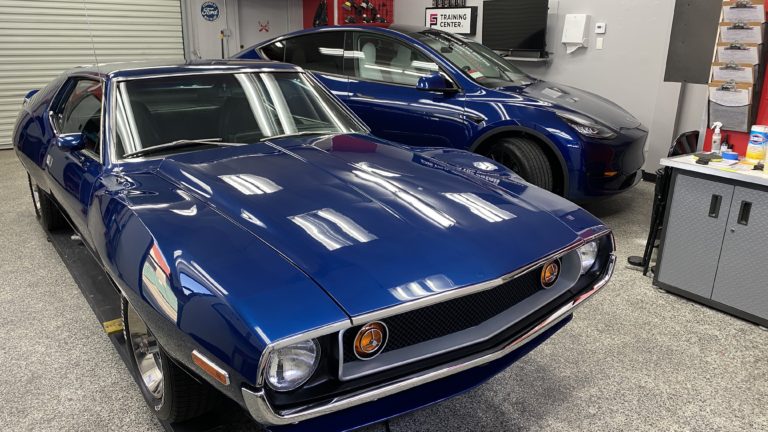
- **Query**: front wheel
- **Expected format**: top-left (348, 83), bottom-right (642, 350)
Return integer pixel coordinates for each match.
top-left (487, 137), bottom-right (555, 192)
top-left (122, 297), bottom-right (218, 422)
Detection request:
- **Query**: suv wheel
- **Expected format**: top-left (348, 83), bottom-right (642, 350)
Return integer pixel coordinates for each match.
top-left (488, 137), bottom-right (554, 192)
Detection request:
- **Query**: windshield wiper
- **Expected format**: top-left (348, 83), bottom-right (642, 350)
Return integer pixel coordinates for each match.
top-left (261, 131), bottom-right (337, 141)
top-left (122, 138), bottom-right (243, 159)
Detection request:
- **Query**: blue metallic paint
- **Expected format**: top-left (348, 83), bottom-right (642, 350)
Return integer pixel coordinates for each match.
top-left (235, 26), bottom-right (647, 200)
top-left (13, 60), bottom-right (611, 429)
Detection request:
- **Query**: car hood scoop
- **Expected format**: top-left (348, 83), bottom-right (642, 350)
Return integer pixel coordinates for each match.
top-left (498, 80), bottom-right (642, 130)
top-left (158, 135), bottom-right (581, 317)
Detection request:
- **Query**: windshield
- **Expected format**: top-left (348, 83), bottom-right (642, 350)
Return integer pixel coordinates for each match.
top-left (411, 30), bottom-right (533, 88)
top-left (113, 72), bottom-right (364, 159)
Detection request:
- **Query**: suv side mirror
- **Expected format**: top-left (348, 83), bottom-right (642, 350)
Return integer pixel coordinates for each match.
top-left (56, 133), bottom-right (86, 151)
top-left (417, 73), bottom-right (458, 93)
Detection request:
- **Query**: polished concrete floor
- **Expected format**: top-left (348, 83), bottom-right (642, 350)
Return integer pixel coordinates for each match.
top-left (1, 148), bottom-right (766, 432)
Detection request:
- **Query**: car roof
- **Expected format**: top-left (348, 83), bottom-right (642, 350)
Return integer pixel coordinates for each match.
top-left (255, 25), bottom-right (433, 46)
top-left (68, 59), bottom-right (302, 79)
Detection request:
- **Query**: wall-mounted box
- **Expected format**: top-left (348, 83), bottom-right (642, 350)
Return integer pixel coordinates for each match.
top-left (561, 13), bottom-right (590, 53)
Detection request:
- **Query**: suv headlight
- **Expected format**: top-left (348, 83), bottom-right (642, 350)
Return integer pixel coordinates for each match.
top-left (557, 111), bottom-right (617, 140)
top-left (577, 241), bottom-right (599, 274)
top-left (266, 339), bottom-right (320, 392)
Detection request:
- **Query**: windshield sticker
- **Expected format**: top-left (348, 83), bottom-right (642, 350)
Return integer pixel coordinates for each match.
top-left (468, 70), bottom-right (484, 79)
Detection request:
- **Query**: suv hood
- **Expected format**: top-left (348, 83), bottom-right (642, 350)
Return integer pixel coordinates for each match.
top-left (497, 80), bottom-right (642, 130)
top-left (158, 134), bottom-right (582, 317)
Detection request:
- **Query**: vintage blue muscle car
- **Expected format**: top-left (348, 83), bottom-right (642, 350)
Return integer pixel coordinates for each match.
top-left (236, 26), bottom-right (648, 201)
top-left (13, 60), bottom-right (615, 431)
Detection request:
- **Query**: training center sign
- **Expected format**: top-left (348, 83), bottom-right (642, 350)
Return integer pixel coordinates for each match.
top-left (425, 7), bottom-right (478, 36)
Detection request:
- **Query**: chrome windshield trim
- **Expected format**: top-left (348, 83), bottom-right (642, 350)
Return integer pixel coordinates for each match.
top-left (243, 252), bottom-right (616, 426)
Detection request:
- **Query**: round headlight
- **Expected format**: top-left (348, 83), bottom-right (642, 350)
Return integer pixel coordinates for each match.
top-left (577, 241), bottom-right (599, 274)
top-left (266, 339), bottom-right (320, 392)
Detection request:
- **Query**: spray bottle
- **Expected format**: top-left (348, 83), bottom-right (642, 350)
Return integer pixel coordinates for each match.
top-left (711, 122), bottom-right (723, 154)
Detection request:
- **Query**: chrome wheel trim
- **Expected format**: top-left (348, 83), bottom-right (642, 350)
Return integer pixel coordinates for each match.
top-left (30, 181), bottom-right (41, 214)
top-left (127, 304), bottom-right (165, 401)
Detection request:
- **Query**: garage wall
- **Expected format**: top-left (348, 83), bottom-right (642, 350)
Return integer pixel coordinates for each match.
top-left (0, 0), bottom-right (185, 148)
top-left (238, 0), bottom-right (303, 49)
top-left (394, 0), bottom-right (684, 172)
top-left (517, 0), bottom-right (680, 171)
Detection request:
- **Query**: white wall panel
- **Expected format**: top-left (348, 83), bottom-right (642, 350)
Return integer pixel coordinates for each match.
top-left (0, 0), bottom-right (185, 148)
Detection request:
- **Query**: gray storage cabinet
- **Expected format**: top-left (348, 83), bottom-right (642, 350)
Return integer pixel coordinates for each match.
top-left (655, 169), bottom-right (768, 326)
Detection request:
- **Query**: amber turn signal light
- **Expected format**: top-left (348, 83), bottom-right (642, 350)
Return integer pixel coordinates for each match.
top-left (541, 259), bottom-right (560, 288)
top-left (192, 350), bottom-right (230, 386)
top-left (353, 321), bottom-right (388, 360)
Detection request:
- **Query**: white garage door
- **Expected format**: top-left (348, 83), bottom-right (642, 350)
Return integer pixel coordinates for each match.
top-left (0, 0), bottom-right (185, 148)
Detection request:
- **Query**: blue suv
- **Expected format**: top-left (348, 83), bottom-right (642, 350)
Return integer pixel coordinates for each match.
top-left (236, 25), bottom-right (647, 200)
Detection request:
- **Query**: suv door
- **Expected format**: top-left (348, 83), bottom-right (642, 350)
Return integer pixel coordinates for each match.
top-left (46, 77), bottom-right (104, 240)
top-left (344, 31), bottom-right (470, 148)
top-left (260, 31), bottom-right (350, 101)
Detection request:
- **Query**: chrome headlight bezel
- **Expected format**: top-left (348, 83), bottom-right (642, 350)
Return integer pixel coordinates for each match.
top-left (556, 111), bottom-right (618, 140)
top-left (265, 339), bottom-right (321, 392)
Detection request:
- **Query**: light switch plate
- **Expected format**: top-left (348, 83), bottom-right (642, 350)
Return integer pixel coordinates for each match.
top-left (595, 22), bottom-right (606, 34)
top-left (596, 37), bottom-right (604, 49)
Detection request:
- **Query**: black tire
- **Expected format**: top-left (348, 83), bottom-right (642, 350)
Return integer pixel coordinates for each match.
top-left (487, 137), bottom-right (555, 192)
top-left (27, 173), bottom-right (67, 231)
top-left (122, 297), bottom-right (218, 423)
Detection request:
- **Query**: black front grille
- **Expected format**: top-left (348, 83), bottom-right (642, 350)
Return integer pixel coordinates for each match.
top-left (343, 266), bottom-right (544, 362)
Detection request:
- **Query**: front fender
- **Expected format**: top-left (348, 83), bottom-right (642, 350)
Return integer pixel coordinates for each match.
top-left (95, 172), bottom-right (350, 405)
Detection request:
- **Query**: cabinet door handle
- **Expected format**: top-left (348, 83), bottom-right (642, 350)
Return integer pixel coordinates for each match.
top-left (708, 194), bottom-right (722, 218)
top-left (737, 201), bottom-right (752, 226)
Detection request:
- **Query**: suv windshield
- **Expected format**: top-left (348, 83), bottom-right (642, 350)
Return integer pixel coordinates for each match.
top-left (113, 72), bottom-right (364, 159)
top-left (411, 30), bottom-right (534, 88)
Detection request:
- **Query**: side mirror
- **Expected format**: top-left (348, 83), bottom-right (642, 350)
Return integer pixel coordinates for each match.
top-left (56, 133), bottom-right (86, 151)
top-left (417, 72), bottom-right (459, 93)
top-left (22, 89), bottom-right (39, 107)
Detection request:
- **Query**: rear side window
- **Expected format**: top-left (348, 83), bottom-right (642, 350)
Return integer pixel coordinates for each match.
top-left (281, 32), bottom-right (346, 75)
top-left (55, 79), bottom-right (103, 155)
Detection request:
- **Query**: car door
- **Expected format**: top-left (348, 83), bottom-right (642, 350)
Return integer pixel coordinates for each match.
top-left (344, 31), bottom-right (470, 148)
top-left (260, 31), bottom-right (350, 102)
top-left (46, 77), bottom-right (104, 241)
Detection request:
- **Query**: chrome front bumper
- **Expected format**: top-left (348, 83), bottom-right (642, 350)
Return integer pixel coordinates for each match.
top-left (241, 253), bottom-right (616, 426)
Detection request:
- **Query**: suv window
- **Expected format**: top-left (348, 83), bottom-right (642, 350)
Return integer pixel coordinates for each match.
top-left (56, 79), bottom-right (103, 155)
top-left (350, 33), bottom-right (440, 86)
top-left (267, 32), bottom-right (345, 75)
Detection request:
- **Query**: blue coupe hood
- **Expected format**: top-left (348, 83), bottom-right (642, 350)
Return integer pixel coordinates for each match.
top-left (157, 134), bottom-right (582, 317)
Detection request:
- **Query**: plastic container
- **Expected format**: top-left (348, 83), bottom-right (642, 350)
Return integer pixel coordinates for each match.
top-left (723, 151), bottom-right (740, 161)
top-left (746, 125), bottom-right (768, 163)
top-left (712, 122), bottom-right (723, 154)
